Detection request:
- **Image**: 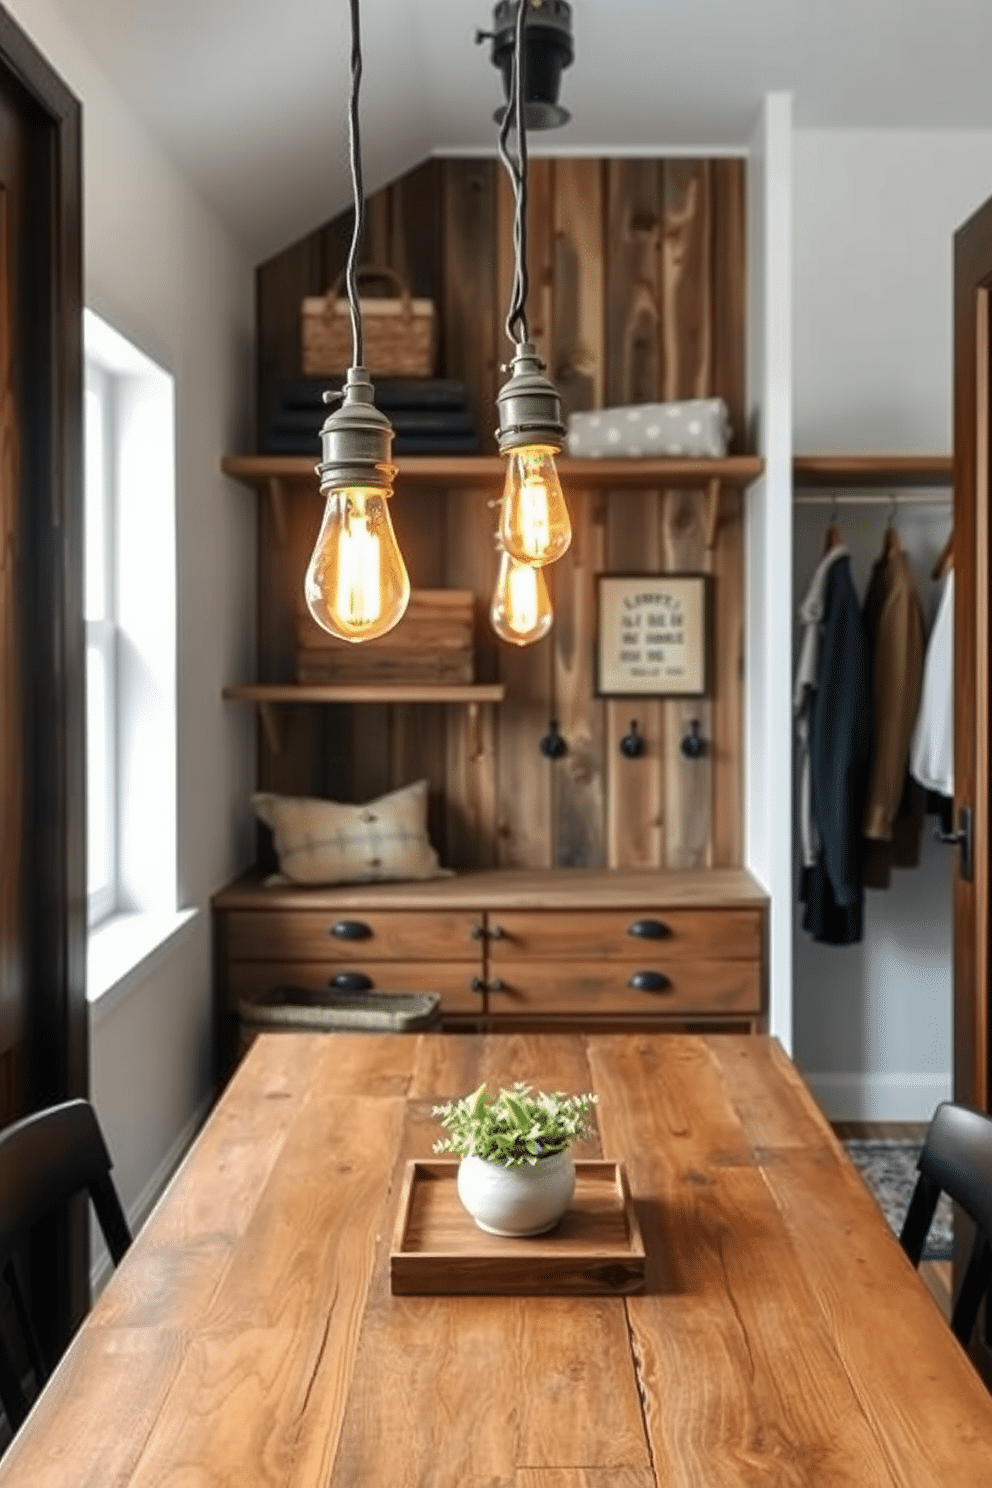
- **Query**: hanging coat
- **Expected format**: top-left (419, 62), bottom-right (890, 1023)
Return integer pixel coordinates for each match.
top-left (861, 541), bottom-right (925, 886)
top-left (794, 547), bottom-right (871, 945)
top-left (910, 568), bottom-right (954, 800)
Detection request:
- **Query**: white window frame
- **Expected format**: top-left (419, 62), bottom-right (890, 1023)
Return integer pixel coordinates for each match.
top-left (84, 310), bottom-right (186, 1001)
top-left (85, 361), bottom-right (119, 927)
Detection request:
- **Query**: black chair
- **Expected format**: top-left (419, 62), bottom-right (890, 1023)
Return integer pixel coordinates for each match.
top-left (0, 1099), bottom-right (131, 1432)
top-left (899, 1100), bottom-right (992, 1346)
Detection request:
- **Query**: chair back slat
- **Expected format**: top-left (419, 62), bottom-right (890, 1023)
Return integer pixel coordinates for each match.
top-left (0, 1099), bottom-right (131, 1436)
top-left (899, 1100), bottom-right (992, 1350)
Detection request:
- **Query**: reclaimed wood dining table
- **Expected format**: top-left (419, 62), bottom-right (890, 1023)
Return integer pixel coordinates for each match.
top-left (2, 1030), bottom-right (992, 1487)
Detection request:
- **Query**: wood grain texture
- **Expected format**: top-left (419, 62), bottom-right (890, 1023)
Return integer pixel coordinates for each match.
top-left (246, 152), bottom-right (747, 875)
top-left (588, 1035), bottom-right (941, 1486)
top-left (6, 1033), bottom-right (992, 1486)
top-left (213, 864), bottom-right (769, 912)
top-left (486, 960), bottom-right (761, 1017)
top-left (603, 162), bottom-right (666, 869)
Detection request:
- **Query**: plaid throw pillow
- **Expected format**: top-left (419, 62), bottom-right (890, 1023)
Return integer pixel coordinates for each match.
top-left (252, 779), bottom-right (447, 886)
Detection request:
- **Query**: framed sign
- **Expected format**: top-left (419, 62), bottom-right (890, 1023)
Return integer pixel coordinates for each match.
top-left (596, 573), bottom-right (711, 697)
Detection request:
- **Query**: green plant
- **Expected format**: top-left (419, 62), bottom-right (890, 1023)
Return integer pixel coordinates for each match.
top-left (433, 1082), bottom-right (597, 1168)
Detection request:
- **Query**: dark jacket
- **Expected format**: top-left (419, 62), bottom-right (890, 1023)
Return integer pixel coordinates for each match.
top-left (800, 554), bottom-right (871, 944)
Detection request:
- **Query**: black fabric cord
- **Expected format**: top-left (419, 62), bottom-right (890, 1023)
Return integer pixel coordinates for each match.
top-left (346, 0), bottom-right (365, 368)
top-left (497, 0), bottom-right (530, 347)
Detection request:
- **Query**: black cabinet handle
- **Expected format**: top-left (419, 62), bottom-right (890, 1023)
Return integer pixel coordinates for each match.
top-left (470, 923), bottom-right (486, 941)
top-left (470, 977), bottom-right (486, 994)
top-left (628, 971), bottom-right (672, 993)
top-left (489, 925), bottom-right (505, 940)
top-left (627, 919), bottom-right (671, 940)
top-left (330, 920), bottom-right (372, 941)
top-left (329, 971), bottom-right (374, 991)
top-left (489, 978), bottom-right (505, 993)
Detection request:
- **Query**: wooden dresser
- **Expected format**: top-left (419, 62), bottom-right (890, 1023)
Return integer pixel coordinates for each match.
top-left (212, 867), bottom-right (767, 1077)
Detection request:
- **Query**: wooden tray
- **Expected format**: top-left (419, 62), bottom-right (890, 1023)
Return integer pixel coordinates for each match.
top-left (390, 1160), bottom-right (645, 1296)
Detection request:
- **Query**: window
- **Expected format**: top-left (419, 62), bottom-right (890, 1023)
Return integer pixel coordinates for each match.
top-left (84, 362), bottom-right (117, 924)
top-left (84, 312), bottom-right (180, 979)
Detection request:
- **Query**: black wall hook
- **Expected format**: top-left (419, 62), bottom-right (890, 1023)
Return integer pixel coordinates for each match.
top-left (620, 720), bottom-right (645, 759)
top-left (680, 719), bottom-right (707, 760)
top-left (539, 719), bottom-right (567, 759)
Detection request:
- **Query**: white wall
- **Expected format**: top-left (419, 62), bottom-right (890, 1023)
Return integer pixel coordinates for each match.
top-left (792, 129), bottom-right (992, 1117)
top-left (745, 95), bottom-right (794, 1049)
top-left (5, 1), bottom-right (256, 1223)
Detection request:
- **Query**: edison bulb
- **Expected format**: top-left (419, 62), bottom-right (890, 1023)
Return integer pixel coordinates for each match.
top-left (498, 444), bottom-right (571, 566)
top-left (490, 547), bottom-right (553, 646)
top-left (304, 486), bottom-right (410, 642)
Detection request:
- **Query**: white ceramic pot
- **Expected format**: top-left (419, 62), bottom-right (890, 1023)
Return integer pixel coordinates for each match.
top-left (456, 1149), bottom-right (576, 1236)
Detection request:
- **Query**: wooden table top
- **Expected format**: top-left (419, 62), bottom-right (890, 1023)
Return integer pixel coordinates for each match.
top-left (4, 1032), bottom-right (992, 1486)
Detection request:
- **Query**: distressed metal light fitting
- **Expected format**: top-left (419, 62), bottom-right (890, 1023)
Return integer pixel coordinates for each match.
top-left (479, 0), bottom-right (574, 131)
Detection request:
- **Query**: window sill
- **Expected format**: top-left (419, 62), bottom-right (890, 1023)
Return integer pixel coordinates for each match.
top-left (87, 909), bottom-right (198, 1027)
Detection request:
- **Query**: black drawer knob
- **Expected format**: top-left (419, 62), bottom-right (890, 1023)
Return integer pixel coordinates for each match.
top-left (628, 971), bottom-right (672, 993)
top-left (471, 977), bottom-right (486, 994)
top-left (330, 920), bottom-right (372, 941)
top-left (627, 919), bottom-right (671, 940)
top-left (329, 971), bottom-right (374, 991)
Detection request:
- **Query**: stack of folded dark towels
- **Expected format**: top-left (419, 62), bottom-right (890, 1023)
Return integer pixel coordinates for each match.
top-left (262, 376), bottom-right (479, 456)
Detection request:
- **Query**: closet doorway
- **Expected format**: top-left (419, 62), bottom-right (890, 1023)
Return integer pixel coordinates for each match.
top-left (952, 190), bottom-right (992, 1381)
top-left (952, 193), bottom-right (992, 1118)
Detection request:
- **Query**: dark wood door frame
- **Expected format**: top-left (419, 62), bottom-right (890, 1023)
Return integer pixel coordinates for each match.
top-left (953, 201), bottom-right (991, 1113)
top-left (953, 195), bottom-right (992, 1380)
top-left (0, 3), bottom-right (87, 1357)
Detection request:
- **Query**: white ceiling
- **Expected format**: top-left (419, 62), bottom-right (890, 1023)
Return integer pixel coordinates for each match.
top-left (51, 0), bottom-right (992, 261)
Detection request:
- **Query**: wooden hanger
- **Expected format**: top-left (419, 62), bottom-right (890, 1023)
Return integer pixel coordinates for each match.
top-left (932, 527), bottom-right (954, 580)
top-left (824, 494), bottom-right (843, 552)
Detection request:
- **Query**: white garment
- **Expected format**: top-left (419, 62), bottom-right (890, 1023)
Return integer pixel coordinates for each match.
top-left (794, 546), bottom-right (849, 871)
top-left (910, 569), bottom-right (954, 797)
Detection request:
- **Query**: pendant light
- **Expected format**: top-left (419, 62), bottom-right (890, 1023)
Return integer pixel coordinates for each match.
top-left (304, 0), bottom-right (410, 643)
top-left (493, 0), bottom-right (571, 588)
top-left (490, 539), bottom-right (554, 646)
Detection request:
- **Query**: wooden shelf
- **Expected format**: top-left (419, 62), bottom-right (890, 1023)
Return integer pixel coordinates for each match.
top-left (221, 453), bottom-right (765, 490)
top-left (223, 683), bottom-right (505, 705)
top-left (223, 682), bottom-right (505, 756)
top-left (792, 455), bottom-right (952, 488)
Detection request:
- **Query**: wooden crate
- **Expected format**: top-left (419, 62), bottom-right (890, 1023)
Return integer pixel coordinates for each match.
top-left (296, 588), bottom-right (475, 684)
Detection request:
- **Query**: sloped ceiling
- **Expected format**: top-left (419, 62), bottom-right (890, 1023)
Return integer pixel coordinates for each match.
top-left (50, 0), bottom-right (992, 261)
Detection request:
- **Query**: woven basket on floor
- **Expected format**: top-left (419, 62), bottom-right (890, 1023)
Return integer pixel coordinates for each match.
top-left (301, 265), bottom-right (436, 377)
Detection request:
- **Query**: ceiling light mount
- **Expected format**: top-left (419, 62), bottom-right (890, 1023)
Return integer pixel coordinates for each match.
top-left (478, 0), bottom-right (574, 131)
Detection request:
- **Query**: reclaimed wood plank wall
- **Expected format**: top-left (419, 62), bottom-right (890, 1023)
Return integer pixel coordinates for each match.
top-left (255, 155), bottom-right (745, 872)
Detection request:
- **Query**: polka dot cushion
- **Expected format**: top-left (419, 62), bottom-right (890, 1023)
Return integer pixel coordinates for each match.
top-left (567, 398), bottom-right (730, 459)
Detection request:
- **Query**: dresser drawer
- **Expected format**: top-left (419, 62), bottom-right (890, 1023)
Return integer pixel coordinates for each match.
top-left (226, 909), bottom-right (482, 963)
top-left (227, 960), bottom-right (485, 1017)
top-left (486, 909), bottom-right (762, 962)
top-left (486, 959), bottom-right (761, 1017)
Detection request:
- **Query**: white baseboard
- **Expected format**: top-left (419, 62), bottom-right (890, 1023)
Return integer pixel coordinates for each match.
top-left (91, 1093), bottom-right (213, 1295)
top-left (802, 1071), bottom-right (952, 1123)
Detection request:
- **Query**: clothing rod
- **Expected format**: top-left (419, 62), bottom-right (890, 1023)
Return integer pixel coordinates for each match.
top-left (794, 493), bottom-right (952, 506)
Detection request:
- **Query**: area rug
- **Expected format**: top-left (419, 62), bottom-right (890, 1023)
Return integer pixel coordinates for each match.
top-left (843, 1140), bottom-right (953, 1261)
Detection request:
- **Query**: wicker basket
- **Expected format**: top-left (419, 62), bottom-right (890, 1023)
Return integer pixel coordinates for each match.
top-left (301, 266), bottom-right (436, 377)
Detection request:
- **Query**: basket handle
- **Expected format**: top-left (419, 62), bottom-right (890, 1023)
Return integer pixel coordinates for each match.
top-left (325, 265), bottom-right (414, 319)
